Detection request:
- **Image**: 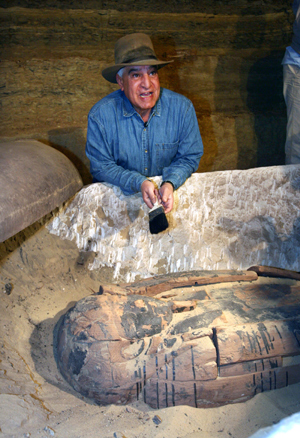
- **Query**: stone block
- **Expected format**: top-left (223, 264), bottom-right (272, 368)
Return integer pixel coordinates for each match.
top-left (48, 164), bottom-right (300, 282)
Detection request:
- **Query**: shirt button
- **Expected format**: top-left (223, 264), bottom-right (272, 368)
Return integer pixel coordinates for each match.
top-left (145, 150), bottom-right (148, 153)
top-left (145, 168), bottom-right (147, 171)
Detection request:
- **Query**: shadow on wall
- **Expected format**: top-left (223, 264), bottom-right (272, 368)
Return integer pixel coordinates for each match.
top-left (245, 51), bottom-right (286, 167)
top-left (214, 8), bottom-right (287, 169)
top-left (156, 34), bottom-right (219, 173)
top-left (39, 127), bottom-right (92, 185)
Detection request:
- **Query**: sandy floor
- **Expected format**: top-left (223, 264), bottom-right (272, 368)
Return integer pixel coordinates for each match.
top-left (1, 221), bottom-right (300, 438)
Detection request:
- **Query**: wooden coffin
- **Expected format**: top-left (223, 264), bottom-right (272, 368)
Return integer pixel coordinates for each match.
top-left (56, 266), bottom-right (300, 408)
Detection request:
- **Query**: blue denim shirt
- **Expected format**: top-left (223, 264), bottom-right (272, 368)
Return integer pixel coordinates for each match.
top-left (86, 88), bottom-right (203, 195)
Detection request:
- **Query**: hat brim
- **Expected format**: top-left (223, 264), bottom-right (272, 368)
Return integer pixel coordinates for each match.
top-left (102, 59), bottom-right (173, 84)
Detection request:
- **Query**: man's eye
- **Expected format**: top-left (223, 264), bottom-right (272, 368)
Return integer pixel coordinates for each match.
top-left (150, 70), bottom-right (157, 76)
top-left (132, 73), bottom-right (140, 78)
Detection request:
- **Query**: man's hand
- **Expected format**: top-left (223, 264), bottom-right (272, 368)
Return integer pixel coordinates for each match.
top-left (159, 182), bottom-right (174, 213)
top-left (141, 180), bottom-right (159, 209)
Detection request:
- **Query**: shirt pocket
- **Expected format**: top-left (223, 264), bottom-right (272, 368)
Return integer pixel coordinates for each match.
top-left (155, 141), bottom-right (179, 173)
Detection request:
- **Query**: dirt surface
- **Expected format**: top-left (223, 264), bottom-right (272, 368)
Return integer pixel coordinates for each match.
top-left (1, 220), bottom-right (300, 438)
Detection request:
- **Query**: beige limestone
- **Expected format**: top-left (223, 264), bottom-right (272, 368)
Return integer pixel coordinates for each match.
top-left (48, 165), bottom-right (300, 282)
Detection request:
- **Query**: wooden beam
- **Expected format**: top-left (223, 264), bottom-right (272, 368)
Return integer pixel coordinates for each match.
top-left (248, 265), bottom-right (300, 281)
top-left (99, 270), bottom-right (258, 296)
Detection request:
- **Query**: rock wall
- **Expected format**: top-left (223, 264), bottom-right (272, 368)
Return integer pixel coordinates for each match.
top-left (0, 1), bottom-right (293, 183)
top-left (48, 165), bottom-right (300, 282)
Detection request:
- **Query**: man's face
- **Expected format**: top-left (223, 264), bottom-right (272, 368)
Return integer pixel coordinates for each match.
top-left (116, 65), bottom-right (160, 121)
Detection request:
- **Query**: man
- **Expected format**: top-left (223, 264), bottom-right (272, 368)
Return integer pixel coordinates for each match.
top-left (86, 33), bottom-right (203, 213)
top-left (282, 0), bottom-right (300, 164)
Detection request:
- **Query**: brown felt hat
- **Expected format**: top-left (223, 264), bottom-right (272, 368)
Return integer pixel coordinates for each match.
top-left (102, 33), bottom-right (173, 84)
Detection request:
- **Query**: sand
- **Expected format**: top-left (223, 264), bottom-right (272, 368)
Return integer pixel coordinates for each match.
top-left (1, 220), bottom-right (300, 438)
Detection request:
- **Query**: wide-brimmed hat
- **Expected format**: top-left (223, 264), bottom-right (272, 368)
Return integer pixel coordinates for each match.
top-left (102, 33), bottom-right (173, 84)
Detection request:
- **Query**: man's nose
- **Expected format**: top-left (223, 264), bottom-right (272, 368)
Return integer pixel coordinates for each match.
top-left (141, 73), bottom-right (151, 88)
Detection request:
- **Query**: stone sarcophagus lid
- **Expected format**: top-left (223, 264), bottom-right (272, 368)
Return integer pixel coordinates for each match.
top-left (55, 266), bottom-right (300, 409)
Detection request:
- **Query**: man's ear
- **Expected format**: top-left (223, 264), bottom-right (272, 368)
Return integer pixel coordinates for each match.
top-left (116, 74), bottom-right (124, 91)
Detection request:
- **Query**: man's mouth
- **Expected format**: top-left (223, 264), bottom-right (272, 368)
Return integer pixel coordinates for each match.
top-left (140, 92), bottom-right (153, 98)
